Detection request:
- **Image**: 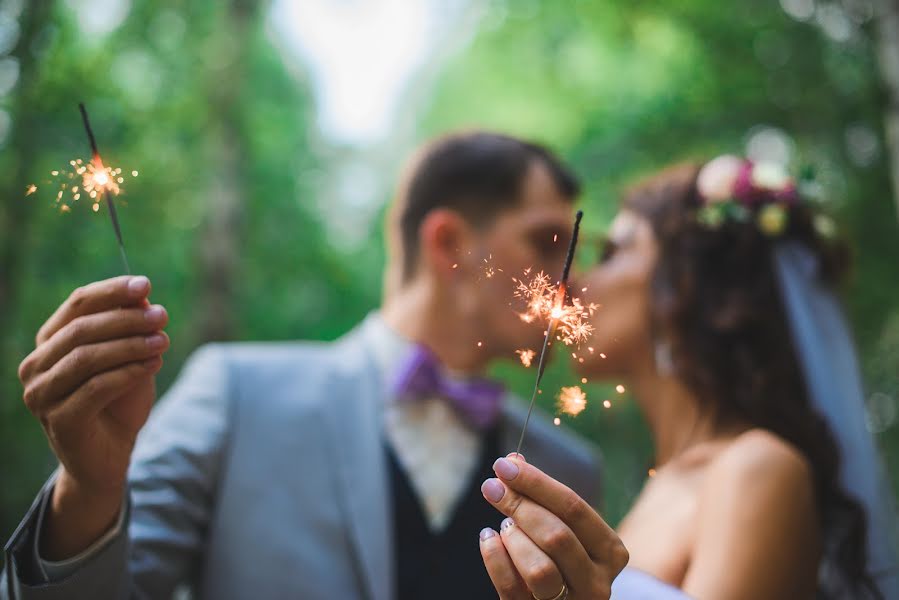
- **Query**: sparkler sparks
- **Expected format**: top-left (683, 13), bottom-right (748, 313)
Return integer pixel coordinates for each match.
top-left (512, 270), bottom-right (597, 347)
top-left (557, 386), bottom-right (587, 416)
top-left (516, 349), bottom-right (535, 368)
top-left (27, 158), bottom-right (137, 213)
top-left (480, 254), bottom-right (503, 279)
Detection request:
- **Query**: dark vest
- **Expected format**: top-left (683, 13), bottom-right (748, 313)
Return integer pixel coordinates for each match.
top-left (388, 426), bottom-right (504, 599)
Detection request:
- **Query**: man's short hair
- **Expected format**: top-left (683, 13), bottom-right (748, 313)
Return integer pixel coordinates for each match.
top-left (398, 131), bottom-right (580, 280)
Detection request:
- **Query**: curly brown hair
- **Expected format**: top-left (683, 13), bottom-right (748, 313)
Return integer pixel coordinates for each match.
top-left (622, 162), bottom-right (880, 599)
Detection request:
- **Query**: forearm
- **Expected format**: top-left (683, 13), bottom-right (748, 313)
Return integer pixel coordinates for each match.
top-left (40, 469), bottom-right (124, 561)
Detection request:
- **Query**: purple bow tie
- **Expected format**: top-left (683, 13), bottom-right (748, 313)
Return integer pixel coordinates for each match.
top-left (393, 345), bottom-right (505, 430)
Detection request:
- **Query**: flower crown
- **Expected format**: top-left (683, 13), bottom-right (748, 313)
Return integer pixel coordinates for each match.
top-left (695, 155), bottom-right (833, 238)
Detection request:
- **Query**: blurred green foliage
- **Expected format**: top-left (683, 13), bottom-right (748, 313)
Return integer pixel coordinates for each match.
top-left (1, 0), bottom-right (897, 553)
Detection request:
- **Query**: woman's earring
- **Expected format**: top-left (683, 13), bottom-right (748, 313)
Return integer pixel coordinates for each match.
top-left (654, 340), bottom-right (674, 376)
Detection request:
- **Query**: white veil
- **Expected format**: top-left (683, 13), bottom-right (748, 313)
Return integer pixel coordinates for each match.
top-left (774, 241), bottom-right (899, 598)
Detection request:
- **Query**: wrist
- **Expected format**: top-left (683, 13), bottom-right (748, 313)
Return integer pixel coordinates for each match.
top-left (40, 468), bottom-right (125, 560)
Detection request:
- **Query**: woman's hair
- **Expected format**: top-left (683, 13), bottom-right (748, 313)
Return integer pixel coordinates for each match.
top-left (622, 162), bottom-right (879, 598)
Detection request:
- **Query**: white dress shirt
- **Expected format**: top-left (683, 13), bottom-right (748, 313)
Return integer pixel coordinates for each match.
top-left (365, 314), bottom-right (485, 532)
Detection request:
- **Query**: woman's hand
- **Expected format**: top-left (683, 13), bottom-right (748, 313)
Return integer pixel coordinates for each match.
top-left (479, 454), bottom-right (629, 600)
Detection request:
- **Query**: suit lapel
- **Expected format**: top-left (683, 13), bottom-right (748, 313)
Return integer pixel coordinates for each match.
top-left (320, 318), bottom-right (394, 600)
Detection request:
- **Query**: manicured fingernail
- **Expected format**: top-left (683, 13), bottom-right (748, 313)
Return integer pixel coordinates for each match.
top-left (128, 276), bottom-right (150, 296)
top-left (494, 457), bottom-right (519, 481)
top-left (479, 527), bottom-right (496, 542)
top-left (145, 305), bottom-right (166, 323)
top-left (481, 478), bottom-right (505, 503)
top-left (145, 334), bottom-right (166, 350)
top-left (501, 517), bottom-right (514, 532)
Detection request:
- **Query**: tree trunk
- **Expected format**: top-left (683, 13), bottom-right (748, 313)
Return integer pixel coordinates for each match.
top-left (0, 1), bottom-right (53, 341)
top-left (195, 0), bottom-right (257, 343)
top-left (874, 0), bottom-right (899, 221)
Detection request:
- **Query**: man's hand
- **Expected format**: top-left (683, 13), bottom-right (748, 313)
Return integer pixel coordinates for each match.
top-left (17, 276), bottom-right (170, 559)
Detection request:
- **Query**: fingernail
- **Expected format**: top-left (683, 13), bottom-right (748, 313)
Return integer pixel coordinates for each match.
top-left (145, 305), bottom-right (166, 323)
top-left (493, 457), bottom-right (519, 481)
top-left (145, 334), bottom-right (166, 350)
top-left (501, 518), bottom-right (514, 532)
top-left (479, 527), bottom-right (496, 542)
top-left (506, 452), bottom-right (526, 462)
top-left (128, 276), bottom-right (150, 297)
top-left (481, 478), bottom-right (505, 503)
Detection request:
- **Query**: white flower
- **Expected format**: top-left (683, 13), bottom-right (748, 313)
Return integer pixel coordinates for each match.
top-left (751, 161), bottom-right (791, 191)
top-left (697, 155), bottom-right (744, 202)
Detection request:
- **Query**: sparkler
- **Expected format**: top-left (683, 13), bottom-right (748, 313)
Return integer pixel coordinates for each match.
top-left (26, 104), bottom-right (137, 271)
top-left (78, 103), bottom-right (130, 274)
top-left (515, 210), bottom-right (584, 455)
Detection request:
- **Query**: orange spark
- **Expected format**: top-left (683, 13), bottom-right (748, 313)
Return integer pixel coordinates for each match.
top-left (557, 385), bottom-right (587, 416)
top-left (516, 349), bottom-right (535, 368)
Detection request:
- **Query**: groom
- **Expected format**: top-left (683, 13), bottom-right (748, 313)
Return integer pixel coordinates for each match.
top-left (3, 131), bottom-right (601, 599)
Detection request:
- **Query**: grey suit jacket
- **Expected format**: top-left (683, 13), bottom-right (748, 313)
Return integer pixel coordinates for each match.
top-left (3, 315), bottom-right (601, 600)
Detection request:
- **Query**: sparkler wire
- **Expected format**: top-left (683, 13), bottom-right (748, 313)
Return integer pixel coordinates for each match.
top-left (79, 103), bottom-right (131, 274)
top-left (515, 210), bottom-right (583, 455)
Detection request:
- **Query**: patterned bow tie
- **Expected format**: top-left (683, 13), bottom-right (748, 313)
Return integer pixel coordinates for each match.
top-left (393, 345), bottom-right (505, 430)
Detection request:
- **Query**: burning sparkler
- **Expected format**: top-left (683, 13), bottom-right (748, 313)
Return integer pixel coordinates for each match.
top-left (515, 210), bottom-right (584, 455)
top-left (26, 104), bottom-right (136, 273)
top-left (79, 103), bottom-right (131, 273)
top-left (512, 270), bottom-right (597, 346)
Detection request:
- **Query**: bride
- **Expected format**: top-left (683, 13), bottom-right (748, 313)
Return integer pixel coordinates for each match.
top-left (477, 156), bottom-right (899, 599)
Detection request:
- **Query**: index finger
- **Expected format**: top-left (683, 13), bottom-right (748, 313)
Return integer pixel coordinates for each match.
top-left (37, 276), bottom-right (152, 346)
top-left (494, 457), bottom-right (617, 560)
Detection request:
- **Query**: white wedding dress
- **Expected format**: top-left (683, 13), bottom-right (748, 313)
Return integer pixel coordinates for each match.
top-left (610, 567), bottom-right (691, 599)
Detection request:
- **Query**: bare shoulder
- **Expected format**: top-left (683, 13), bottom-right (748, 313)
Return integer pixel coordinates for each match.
top-left (718, 428), bottom-right (810, 470)
top-left (683, 428), bottom-right (821, 598)
top-left (703, 428), bottom-right (817, 515)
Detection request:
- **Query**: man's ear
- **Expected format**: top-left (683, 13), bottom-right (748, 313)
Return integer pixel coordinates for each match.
top-left (419, 208), bottom-right (472, 279)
